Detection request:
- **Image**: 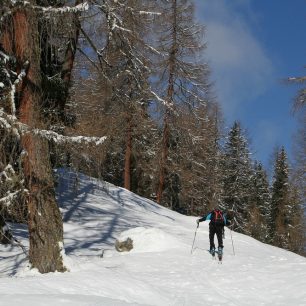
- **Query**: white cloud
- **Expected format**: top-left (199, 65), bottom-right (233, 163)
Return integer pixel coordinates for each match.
top-left (195, 0), bottom-right (275, 120)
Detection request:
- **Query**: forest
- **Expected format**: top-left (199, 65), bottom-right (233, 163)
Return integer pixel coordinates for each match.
top-left (0, 0), bottom-right (305, 273)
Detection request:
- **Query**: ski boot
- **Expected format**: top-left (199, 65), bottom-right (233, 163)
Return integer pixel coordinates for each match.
top-left (210, 247), bottom-right (216, 258)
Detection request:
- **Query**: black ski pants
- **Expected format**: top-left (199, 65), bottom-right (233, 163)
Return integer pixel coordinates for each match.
top-left (209, 223), bottom-right (223, 250)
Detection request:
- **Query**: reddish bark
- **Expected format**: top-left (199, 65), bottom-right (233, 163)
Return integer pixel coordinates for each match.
top-left (8, 7), bottom-right (65, 273)
top-left (61, 0), bottom-right (82, 85)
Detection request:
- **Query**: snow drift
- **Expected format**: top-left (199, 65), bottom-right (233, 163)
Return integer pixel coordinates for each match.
top-left (116, 227), bottom-right (187, 253)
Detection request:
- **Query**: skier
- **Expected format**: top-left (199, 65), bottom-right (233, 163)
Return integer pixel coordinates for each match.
top-left (196, 208), bottom-right (230, 258)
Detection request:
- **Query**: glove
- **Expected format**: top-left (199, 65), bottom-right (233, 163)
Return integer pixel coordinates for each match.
top-left (196, 219), bottom-right (200, 226)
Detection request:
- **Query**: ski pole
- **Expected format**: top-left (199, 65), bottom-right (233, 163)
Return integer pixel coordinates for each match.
top-left (229, 225), bottom-right (235, 256)
top-left (191, 223), bottom-right (199, 254)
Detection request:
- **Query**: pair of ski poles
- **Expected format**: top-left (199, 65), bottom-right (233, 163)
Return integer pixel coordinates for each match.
top-left (191, 222), bottom-right (235, 256)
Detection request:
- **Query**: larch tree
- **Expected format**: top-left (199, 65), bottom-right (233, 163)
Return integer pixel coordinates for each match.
top-left (289, 65), bottom-right (306, 254)
top-left (288, 67), bottom-right (305, 110)
top-left (101, 0), bottom-right (155, 191)
top-left (154, 0), bottom-right (210, 206)
top-left (0, 0), bottom-right (99, 273)
top-left (1, 0), bottom-right (65, 273)
top-left (69, 0), bottom-right (159, 191)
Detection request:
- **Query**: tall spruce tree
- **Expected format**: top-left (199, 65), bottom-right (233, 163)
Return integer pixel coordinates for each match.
top-left (270, 146), bottom-right (305, 252)
top-left (221, 121), bottom-right (254, 234)
top-left (176, 103), bottom-right (223, 215)
top-left (249, 161), bottom-right (271, 242)
top-left (270, 147), bottom-right (291, 248)
top-left (287, 182), bottom-right (305, 254)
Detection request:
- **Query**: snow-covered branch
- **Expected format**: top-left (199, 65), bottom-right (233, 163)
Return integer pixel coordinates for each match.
top-left (0, 190), bottom-right (25, 207)
top-left (138, 11), bottom-right (161, 16)
top-left (288, 76), bottom-right (306, 83)
top-left (0, 165), bottom-right (15, 183)
top-left (0, 110), bottom-right (20, 138)
top-left (38, 2), bottom-right (89, 13)
top-left (0, 164), bottom-right (27, 208)
top-left (0, 108), bottom-right (107, 146)
top-left (0, 51), bottom-right (10, 64)
top-left (31, 129), bottom-right (107, 146)
top-left (8, 1), bottom-right (89, 13)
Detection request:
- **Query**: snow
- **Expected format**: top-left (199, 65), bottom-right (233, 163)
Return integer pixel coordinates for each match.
top-left (0, 116), bottom-right (12, 130)
top-left (1, 168), bottom-right (306, 306)
top-left (8, 1), bottom-right (89, 13)
top-left (0, 190), bottom-right (21, 206)
top-left (31, 129), bottom-right (107, 145)
top-left (138, 11), bottom-right (161, 16)
top-left (0, 51), bottom-right (10, 63)
top-left (116, 227), bottom-right (187, 253)
top-left (39, 2), bottom-right (89, 13)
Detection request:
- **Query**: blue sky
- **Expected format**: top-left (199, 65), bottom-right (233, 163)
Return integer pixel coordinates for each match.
top-left (194, 0), bottom-right (305, 170)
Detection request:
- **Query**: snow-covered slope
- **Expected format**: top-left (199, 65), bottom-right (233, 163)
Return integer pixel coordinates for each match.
top-left (1, 168), bottom-right (306, 306)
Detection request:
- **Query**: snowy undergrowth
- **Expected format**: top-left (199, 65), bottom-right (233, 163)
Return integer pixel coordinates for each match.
top-left (0, 168), bottom-right (306, 306)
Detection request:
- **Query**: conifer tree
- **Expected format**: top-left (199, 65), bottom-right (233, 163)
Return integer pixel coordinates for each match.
top-left (249, 161), bottom-right (271, 242)
top-left (270, 147), bottom-right (291, 248)
top-left (221, 121), bottom-right (254, 233)
top-left (176, 103), bottom-right (223, 215)
top-left (270, 146), bottom-right (305, 252)
top-left (287, 182), bottom-right (305, 254)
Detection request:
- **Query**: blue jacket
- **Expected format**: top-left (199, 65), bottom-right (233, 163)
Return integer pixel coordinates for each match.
top-left (198, 210), bottom-right (228, 225)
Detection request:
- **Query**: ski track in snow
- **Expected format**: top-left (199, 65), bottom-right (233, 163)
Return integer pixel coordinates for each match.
top-left (0, 168), bottom-right (306, 306)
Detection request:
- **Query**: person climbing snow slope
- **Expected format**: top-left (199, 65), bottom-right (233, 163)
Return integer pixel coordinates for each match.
top-left (197, 208), bottom-right (230, 259)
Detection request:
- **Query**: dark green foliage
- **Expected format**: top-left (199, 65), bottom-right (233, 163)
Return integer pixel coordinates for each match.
top-left (221, 121), bottom-right (254, 234)
top-left (270, 147), bottom-right (290, 244)
top-left (249, 161), bottom-right (271, 242)
top-left (269, 146), bottom-right (305, 252)
top-left (36, 0), bottom-right (65, 6)
top-left (162, 172), bottom-right (182, 212)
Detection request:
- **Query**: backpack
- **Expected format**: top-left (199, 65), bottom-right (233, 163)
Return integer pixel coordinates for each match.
top-left (211, 209), bottom-right (224, 225)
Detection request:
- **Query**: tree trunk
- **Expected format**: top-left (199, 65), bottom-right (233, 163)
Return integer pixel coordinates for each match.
top-left (156, 0), bottom-right (177, 204)
top-left (61, 0), bottom-right (82, 93)
top-left (124, 113), bottom-right (132, 190)
top-left (156, 112), bottom-right (170, 203)
top-left (12, 7), bottom-right (65, 273)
